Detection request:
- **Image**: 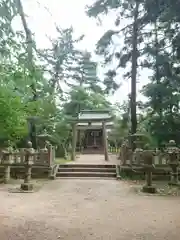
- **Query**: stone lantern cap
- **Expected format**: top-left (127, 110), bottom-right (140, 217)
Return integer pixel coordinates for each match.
top-left (24, 141), bottom-right (35, 165)
top-left (166, 140), bottom-right (180, 164)
top-left (167, 140), bottom-right (179, 153)
top-left (168, 140), bottom-right (176, 146)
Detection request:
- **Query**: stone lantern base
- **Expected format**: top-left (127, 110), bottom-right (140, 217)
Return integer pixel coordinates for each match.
top-left (20, 183), bottom-right (34, 191)
top-left (142, 185), bottom-right (156, 194)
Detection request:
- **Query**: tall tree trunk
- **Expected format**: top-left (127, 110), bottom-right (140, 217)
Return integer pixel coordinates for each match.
top-left (130, 1), bottom-right (139, 145)
top-left (17, 0), bottom-right (37, 149)
top-left (154, 20), bottom-right (162, 148)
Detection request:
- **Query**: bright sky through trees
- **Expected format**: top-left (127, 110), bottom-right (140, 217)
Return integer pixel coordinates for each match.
top-left (12, 0), bottom-right (151, 103)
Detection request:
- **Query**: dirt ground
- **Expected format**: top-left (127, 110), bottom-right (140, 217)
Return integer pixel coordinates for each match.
top-left (0, 179), bottom-right (180, 240)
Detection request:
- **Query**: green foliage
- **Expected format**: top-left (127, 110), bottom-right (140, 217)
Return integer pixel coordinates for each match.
top-left (87, 0), bottom-right (146, 136)
top-left (86, 0), bottom-right (120, 17)
top-left (3, 0), bottom-right (180, 150)
top-left (137, 0), bottom-right (180, 146)
top-left (86, 0), bottom-right (180, 148)
top-left (0, 0), bottom-right (115, 149)
top-left (63, 86), bottom-right (111, 116)
top-left (0, 86), bottom-right (27, 140)
top-left (67, 50), bottom-right (104, 92)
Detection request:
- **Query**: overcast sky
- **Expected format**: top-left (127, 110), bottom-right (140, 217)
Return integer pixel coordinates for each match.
top-left (13, 0), bottom-right (152, 104)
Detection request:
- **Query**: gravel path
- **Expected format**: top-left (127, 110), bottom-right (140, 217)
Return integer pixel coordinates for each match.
top-left (0, 179), bottom-right (180, 240)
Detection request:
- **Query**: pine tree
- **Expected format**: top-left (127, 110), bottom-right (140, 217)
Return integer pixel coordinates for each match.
top-left (140, 0), bottom-right (180, 145)
top-left (67, 50), bottom-right (103, 93)
top-left (86, 0), bottom-right (149, 149)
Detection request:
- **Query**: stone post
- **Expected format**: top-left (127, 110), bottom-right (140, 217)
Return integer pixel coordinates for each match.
top-left (20, 141), bottom-right (34, 191)
top-left (133, 133), bottom-right (145, 165)
top-left (2, 149), bottom-right (13, 184)
top-left (102, 121), bottom-right (109, 161)
top-left (166, 140), bottom-right (180, 186)
top-left (142, 150), bottom-right (156, 193)
top-left (42, 143), bottom-right (52, 177)
top-left (120, 143), bottom-right (126, 165)
top-left (45, 141), bottom-right (51, 165)
top-left (71, 122), bottom-right (77, 161)
top-left (134, 146), bottom-right (143, 165)
top-left (119, 140), bottom-right (132, 165)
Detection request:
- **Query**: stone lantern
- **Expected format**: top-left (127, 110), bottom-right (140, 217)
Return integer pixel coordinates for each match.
top-left (132, 133), bottom-right (145, 165)
top-left (166, 140), bottom-right (180, 186)
top-left (20, 141), bottom-right (35, 191)
top-left (120, 139), bottom-right (133, 165)
top-left (37, 130), bottom-right (51, 149)
top-left (120, 142), bottom-right (128, 165)
top-left (141, 149), bottom-right (156, 193)
top-left (2, 145), bottom-right (14, 184)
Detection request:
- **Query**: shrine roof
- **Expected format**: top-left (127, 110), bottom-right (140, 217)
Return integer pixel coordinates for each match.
top-left (77, 122), bottom-right (113, 129)
top-left (78, 109), bottom-right (112, 122)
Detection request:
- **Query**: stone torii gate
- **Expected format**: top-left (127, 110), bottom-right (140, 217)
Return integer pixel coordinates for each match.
top-left (69, 110), bottom-right (113, 162)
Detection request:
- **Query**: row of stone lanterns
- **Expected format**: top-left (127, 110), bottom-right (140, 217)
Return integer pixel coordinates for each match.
top-left (125, 134), bottom-right (180, 193)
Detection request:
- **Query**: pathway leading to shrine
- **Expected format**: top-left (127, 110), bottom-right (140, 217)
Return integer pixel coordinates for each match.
top-left (57, 154), bottom-right (117, 178)
top-left (74, 153), bottom-right (118, 165)
top-left (0, 172), bottom-right (180, 239)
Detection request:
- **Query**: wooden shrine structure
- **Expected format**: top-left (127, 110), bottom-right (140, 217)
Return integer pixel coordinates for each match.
top-left (70, 110), bottom-right (113, 161)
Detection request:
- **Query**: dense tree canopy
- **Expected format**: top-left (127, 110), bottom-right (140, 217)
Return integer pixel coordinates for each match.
top-left (0, 0), bottom-right (114, 150)
top-left (1, 0), bottom-right (180, 150)
top-left (86, 0), bottom-right (180, 147)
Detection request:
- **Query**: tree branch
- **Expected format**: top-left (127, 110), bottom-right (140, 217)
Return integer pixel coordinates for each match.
top-left (16, 0), bottom-right (37, 98)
